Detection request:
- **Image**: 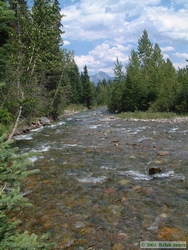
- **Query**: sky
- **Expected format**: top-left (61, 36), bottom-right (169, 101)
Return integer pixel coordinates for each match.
top-left (59, 0), bottom-right (188, 76)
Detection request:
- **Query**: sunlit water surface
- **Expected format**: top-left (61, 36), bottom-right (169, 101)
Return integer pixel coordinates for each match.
top-left (15, 108), bottom-right (188, 249)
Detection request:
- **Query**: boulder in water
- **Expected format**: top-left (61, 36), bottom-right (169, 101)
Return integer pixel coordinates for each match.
top-left (149, 167), bottom-right (162, 175)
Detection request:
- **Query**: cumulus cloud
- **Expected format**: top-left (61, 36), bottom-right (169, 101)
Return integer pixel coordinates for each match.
top-left (174, 52), bottom-right (188, 59)
top-left (161, 46), bottom-right (175, 52)
top-left (74, 42), bottom-right (130, 75)
top-left (61, 0), bottom-right (188, 74)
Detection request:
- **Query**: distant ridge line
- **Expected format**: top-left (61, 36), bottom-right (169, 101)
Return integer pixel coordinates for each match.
top-left (89, 71), bottom-right (114, 85)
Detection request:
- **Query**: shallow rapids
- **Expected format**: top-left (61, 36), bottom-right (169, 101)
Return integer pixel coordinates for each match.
top-left (15, 107), bottom-right (188, 250)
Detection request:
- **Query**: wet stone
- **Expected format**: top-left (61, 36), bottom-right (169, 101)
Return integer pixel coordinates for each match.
top-left (157, 151), bottom-right (170, 156)
top-left (149, 167), bottom-right (162, 175)
top-left (158, 226), bottom-right (182, 240)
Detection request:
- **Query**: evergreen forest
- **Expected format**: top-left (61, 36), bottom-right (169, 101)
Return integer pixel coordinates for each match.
top-left (108, 30), bottom-right (188, 114)
top-left (0, 0), bottom-right (188, 249)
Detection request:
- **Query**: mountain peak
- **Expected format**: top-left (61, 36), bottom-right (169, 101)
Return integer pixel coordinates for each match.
top-left (89, 71), bottom-right (114, 85)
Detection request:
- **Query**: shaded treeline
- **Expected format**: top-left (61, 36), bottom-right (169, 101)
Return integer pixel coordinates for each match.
top-left (0, 0), bottom-right (95, 134)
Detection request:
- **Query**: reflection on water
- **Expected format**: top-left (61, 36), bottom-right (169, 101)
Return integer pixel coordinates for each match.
top-left (15, 108), bottom-right (188, 249)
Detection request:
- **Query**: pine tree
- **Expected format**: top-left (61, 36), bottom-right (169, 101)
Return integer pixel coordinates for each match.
top-left (148, 43), bottom-right (165, 103)
top-left (96, 79), bottom-right (110, 106)
top-left (0, 1), bottom-right (15, 79)
top-left (29, 0), bottom-right (65, 117)
top-left (108, 58), bottom-right (125, 112)
top-left (176, 66), bottom-right (188, 112)
top-left (152, 58), bottom-right (180, 112)
top-left (123, 49), bottom-right (144, 111)
top-left (137, 29), bottom-right (153, 67)
top-left (81, 65), bottom-right (94, 108)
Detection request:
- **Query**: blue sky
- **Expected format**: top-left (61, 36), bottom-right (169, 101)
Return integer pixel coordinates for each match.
top-left (59, 0), bottom-right (188, 76)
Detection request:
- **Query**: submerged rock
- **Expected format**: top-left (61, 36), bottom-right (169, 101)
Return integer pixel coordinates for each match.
top-left (158, 226), bottom-right (182, 240)
top-left (149, 167), bottom-right (162, 175)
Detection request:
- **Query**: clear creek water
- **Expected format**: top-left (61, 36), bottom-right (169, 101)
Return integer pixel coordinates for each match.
top-left (15, 107), bottom-right (188, 250)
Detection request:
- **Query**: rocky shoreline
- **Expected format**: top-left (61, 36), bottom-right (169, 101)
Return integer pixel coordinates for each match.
top-left (13, 110), bottom-right (84, 136)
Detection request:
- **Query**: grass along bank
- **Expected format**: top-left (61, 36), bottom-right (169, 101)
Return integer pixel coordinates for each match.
top-left (116, 111), bottom-right (188, 123)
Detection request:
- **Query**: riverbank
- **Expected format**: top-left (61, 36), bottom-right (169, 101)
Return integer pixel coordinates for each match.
top-left (116, 111), bottom-right (188, 124)
top-left (120, 116), bottom-right (188, 124)
top-left (13, 105), bottom-right (88, 136)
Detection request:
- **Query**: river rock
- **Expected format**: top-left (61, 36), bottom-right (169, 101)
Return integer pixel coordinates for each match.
top-left (149, 167), bottom-right (162, 175)
top-left (112, 243), bottom-right (125, 250)
top-left (119, 179), bottom-right (130, 185)
top-left (104, 188), bottom-right (116, 195)
top-left (39, 117), bottom-right (51, 126)
top-left (158, 226), bottom-right (181, 240)
top-left (157, 151), bottom-right (169, 156)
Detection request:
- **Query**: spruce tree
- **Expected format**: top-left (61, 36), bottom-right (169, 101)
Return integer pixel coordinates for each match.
top-left (152, 58), bottom-right (180, 112)
top-left (81, 65), bottom-right (94, 108)
top-left (108, 58), bottom-right (125, 112)
top-left (124, 49), bottom-right (144, 111)
top-left (31, 0), bottom-right (64, 117)
top-left (0, 1), bottom-right (15, 79)
top-left (137, 29), bottom-right (153, 67)
top-left (96, 79), bottom-right (110, 106)
top-left (176, 66), bottom-right (188, 112)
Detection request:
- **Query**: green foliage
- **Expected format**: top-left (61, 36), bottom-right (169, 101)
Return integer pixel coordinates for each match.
top-left (80, 65), bottom-right (94, 108)
top-left (0, 0), bottom-right (68, 121)
top-left (116, 111), bottom-right (181, 120)
top-left (108, 58), bottom-right (125, 112)
top-left (96, 79), bottom-right (111, 106)
top-left (176, 67), bottom-right (188, 113)
top-left (0, 124), bottom-right (8, 136)
top-left (0, 135), bottom-right (53, 249)
top-left (0, 1), bottom-right (15, 78)
top-left (108, 29), bottom-right (185, 114)
top-left (0, 108), bottom-right (13, 125)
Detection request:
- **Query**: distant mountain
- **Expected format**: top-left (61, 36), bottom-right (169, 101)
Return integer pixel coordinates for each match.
top-left (89, 71), bottom-right (114, 85)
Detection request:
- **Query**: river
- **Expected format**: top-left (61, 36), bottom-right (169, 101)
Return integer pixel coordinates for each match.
top-left (15, 107), bottom-right (188, 250)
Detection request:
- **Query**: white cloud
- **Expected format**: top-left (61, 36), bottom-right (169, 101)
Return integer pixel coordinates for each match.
top-left (61, 0), bottom-right (188, 74)
top-left (74, 41), bottom-right (130, 75)
top-left (161, 46), bottom-right (175, 52)
top-left (62, 0), bottom-right (188, 45)
top-left (173, 52), bottom-right (188, 59)
top-left (63, 40), bottom-right (70, 45)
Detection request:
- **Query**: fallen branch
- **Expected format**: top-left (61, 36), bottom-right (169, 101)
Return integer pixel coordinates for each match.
top-left (0, 182), bottom-right (7, 194)
top-left (7, 105), bottom-right (22, 141)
